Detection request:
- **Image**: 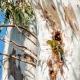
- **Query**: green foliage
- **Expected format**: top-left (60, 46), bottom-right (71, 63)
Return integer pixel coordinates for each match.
top-left (0, 28), bottom-right (2, 33)
top-left (14, 8), bottom-right (24, 25)
top-left (0, 0), bottom-right (35, 27)
top-left (4, 8), bottom-right (12, 24)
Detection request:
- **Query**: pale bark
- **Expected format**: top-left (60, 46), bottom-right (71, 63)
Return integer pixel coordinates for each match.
top-left (32, 0), bottom-right (80, 80)
top-left (2, 0), bottom-right (37, 80)
top-left (2, 25), bottom-right (37, 80)
top-left (2, 0), bottom-right (80, 80)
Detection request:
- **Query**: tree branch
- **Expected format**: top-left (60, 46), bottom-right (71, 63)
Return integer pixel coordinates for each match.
top-left (0, 24), bottom-right (37, 39)
top-left (0, 38), bottom-right (37, 62)
top-left (14, 24), bottom-right (37, 46)
top-left (0, 37), bottom-right (37, 56)
top-left (0, 53), bottom-right (36, 67)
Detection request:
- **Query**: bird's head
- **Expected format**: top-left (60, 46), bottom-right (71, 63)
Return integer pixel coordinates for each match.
top-left (46, 40), bottom-right (52, 44)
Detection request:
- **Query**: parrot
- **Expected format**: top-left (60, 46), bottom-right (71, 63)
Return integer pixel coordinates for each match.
top-left (47, 40), bottom-right (69, 70)
top-left (56, 47), bottom-right (63, 61)
top-left (56, 47), bottom-right (69, 70)
top-left (47, 40), bottom-right (64, 62)
top-left (47, 40), bottom-right (60, 49)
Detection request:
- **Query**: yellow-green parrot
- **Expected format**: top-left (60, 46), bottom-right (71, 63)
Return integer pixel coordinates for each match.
top-left (47, 40), bottom-right (69, 70)
top-left (47, 40), bottom-right (60, 49)
top-left (47, 40), bottom-right (63, 59)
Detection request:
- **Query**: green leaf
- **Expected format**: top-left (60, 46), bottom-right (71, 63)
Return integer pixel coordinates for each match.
top-left (4, 8), bottom-right (12, 24)
top-left (0, 0), bottom-right (1, 7)
top-left (25, 6), bottom-right (34, 18)
top-left (20, 0), bottom-right (24, 2)
top-left (0, 0), bottom-right (36, 28)
top-left (14, 9), bottom-right (24, 25)
top-left (0, 27), bottom-right (2, 32)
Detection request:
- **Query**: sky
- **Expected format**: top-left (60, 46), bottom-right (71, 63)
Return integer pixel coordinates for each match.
top-left (0, 27), bottom-right (6, 79)
top-left (0, 11), bottom-right (6, 79)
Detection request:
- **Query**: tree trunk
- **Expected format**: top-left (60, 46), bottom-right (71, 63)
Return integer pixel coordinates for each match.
top-left (2, 0), bottom-right (37, 80)
top-left (2, 25), bottom-right (37, 80)
top-left (32, 0), bottom-right (80, 80)
top-left (2, 0), bottom-right (80, 80)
